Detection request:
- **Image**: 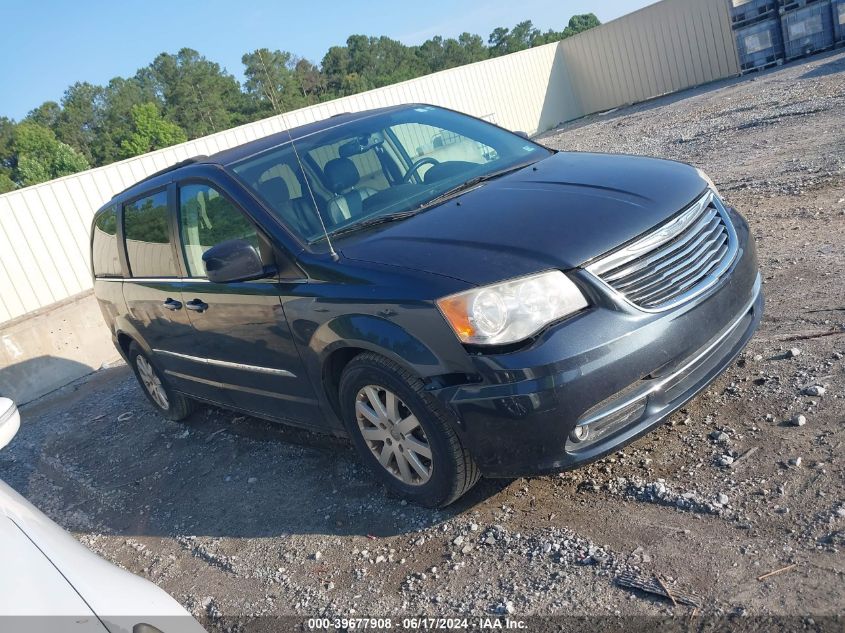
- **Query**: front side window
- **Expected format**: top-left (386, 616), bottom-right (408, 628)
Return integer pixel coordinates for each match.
top-left (179, 183), bottom-right (259, 278)
top-left (123, 190), bottom-right (178, 278)
top-left (230, 105), bottom-right (551, 247)
top-left (92, 206), bottom-right (120, 277)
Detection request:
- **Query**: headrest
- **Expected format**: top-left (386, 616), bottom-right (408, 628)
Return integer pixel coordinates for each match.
top-left (324, 158), bottom-right (359, 193)
top-left (257, 176), bottom-right (290, 206)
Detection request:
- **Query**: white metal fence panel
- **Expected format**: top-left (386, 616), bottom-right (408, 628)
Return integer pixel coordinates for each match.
top-left (559, 0), bottom-right (739, 115)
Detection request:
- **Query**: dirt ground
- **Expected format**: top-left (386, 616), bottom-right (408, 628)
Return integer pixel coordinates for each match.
top-left (3, 51), bottom-right (844, 631)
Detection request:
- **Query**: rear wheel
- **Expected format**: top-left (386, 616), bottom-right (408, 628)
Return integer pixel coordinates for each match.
top-left (128, 343), bottom-right (194, 421)
top-left (339, 352), bottom-right (479, 507)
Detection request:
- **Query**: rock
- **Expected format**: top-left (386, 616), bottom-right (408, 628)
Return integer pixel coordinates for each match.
top-left (312, 551), bottom-right (322, 561)
top-left (710, 431), bottom-right (730, 443)
top-left (375, 555), bottom-right (386, 563)
top-left (803, 385), bottom-right (825, 397)
top-left (247, 477), bottom-right (258, 484)
top-left (453, 535), bottom-right (465, 546)
top-left (791, 414), bottom-right (807, 427)
top-left (788, 457), bottom-right (802, 467)
top-left (836, 508), bottom-right (845, 518)
top-left (753, 354), bottom-right (763, 362)
top-left (718, 454), bottom-right (734, 467)
top-left (717, 493), bottom-right (729, 506)
top-left (469, 523), bottom-right (479, 532)
top-left (493, 601), bottom-right (515, 615)
top-left (786, 348), bottom-right (801, 358)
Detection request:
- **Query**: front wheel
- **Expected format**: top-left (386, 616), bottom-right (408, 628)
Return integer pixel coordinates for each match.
top-left (128, 343), bottom-right (195, 421)
top-left (339, 352), bottom-right (479, 507)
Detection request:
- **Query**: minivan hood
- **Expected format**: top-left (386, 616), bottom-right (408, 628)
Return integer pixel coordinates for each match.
top-left (338, 152), bottom-right (709, 286)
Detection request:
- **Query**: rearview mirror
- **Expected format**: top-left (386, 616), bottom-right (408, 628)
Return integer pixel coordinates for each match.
top-left (514, 130), bottom-right (529, 139)
top-left (202, 239), bottom-right (274, 284)
top-left (0, 398), bottom-right (20, 451)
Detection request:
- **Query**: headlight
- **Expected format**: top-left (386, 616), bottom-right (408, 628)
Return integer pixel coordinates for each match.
top-left (695, 168), bottom-right (721, 198)
top-left (436, 270), bottom-right (589, 345)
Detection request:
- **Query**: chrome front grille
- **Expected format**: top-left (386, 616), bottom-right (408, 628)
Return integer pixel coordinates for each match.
top-left (586, 191), bottom-right (738, 311)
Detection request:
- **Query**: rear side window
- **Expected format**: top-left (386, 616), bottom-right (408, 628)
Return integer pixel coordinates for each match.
top-left (123, 190), bottom-right (179, 278)
top-left (179, 183), bottom-right (258, 278)
top-left (92, 206), bottom-right (121, 277)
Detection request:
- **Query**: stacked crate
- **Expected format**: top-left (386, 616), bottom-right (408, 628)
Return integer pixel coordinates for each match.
top-left (730, 1), bottom-right (785, 72)
top-left (832, 0), bottom-right (845, 43)
top-left (779, 0), bottom-right (835, 59)
top-left (729, 0), bottom-right (842, 73)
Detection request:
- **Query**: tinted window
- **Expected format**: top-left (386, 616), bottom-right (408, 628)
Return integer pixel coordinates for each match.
top-left (123, 190), bottom-right (178, 278)
top-left (92, 206), bottom-right (121, 277)
top-left (179, 183), bottom-right (258, 278)
top-left (231, 105), bottom-right (550, 246)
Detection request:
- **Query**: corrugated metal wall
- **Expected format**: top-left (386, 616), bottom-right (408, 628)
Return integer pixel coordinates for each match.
top-left (0, 0), bottom-right (739, 326)
top-left (560, 0), bottom-right (739, 115)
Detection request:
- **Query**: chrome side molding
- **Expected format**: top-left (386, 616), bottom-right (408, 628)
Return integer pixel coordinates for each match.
top-left (152, 349), bottom-right (296, 378)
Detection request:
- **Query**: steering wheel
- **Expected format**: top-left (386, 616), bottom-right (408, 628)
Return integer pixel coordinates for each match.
top-left (402, 157), bottom-right (440, 183)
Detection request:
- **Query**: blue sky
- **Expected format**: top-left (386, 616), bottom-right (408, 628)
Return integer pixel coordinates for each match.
top-left (0, 0), bottom-right (657, 120)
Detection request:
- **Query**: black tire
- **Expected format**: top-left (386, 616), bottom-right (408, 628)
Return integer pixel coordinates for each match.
top-left (128, 343), bottom-right (195, 421)
top-left (339, 352), bottom-right (480, 507)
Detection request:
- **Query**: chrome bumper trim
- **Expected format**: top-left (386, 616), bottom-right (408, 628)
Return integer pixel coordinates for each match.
top-left (576, 272), bottom-right (761, 428)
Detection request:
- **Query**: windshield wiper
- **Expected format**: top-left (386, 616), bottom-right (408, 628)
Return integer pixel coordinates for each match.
top-left (328, 209), bottom-right (421, 239)
top-left (320, 160), bottom-right (538, 241)
top-left (416, 160), bottom-right (537, 211)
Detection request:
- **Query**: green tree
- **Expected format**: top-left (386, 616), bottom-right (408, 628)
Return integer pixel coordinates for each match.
top-left (0, 117), bottom-right (16, 190)
top-left (293, 58), bottom-right (326, 103)
top-left (25, 101), bottom-right (61, 129)
top-left (12, 122), bottom-right (89, 186)
top-left (140, 48), bottom-right (245, 138)
top-left (97, 77), bottom-right (160, 164)
top-left (0, 172), bottom-right (14, 193)
top-left (488, 20), bottom-right (542, 56)
top-left (564, 13), bottom-right (601, 37)
top-left (119, 103), bottom-right (187, 158)
top-left (54, 82), bottom-right (105, 164)
top-left (242, 48), bottom-right (304, 114)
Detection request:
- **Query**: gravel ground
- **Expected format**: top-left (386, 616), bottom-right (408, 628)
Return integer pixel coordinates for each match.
top-left (3, 51), bottom-right (845, 631)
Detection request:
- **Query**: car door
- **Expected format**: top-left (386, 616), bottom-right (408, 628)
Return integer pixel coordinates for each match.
top-left (174, 178), bottom-right (320, 425)
top-left (120, 186), bottom-right (229, 405)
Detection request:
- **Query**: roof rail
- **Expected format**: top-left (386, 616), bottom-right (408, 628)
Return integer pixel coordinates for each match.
top-left (121, 155), bottom-right (209, 194)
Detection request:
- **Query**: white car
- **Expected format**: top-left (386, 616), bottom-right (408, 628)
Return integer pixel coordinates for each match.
top-left (0, 397), bottom-right (206, 633)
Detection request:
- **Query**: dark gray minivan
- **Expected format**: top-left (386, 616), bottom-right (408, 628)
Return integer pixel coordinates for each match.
top-left (91, 104), bottom-right (762, 507)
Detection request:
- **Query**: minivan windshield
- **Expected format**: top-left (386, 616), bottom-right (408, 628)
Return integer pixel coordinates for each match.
top-left (229, 105), bottom-right (552, 247)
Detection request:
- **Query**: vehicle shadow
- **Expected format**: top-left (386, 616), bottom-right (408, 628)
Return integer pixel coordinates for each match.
top-left (3, 365), bottom-right (512, 540)
top-left (0, 355), bottom-right (95, 405)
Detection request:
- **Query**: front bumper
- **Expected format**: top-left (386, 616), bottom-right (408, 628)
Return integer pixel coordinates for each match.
top-left (433, 208), bottom-right (762, 478)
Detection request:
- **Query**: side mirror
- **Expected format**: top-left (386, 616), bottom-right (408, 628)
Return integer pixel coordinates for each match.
top-left (0, 398), bottom-right (20, 451)
top-left (514, 130), bottom-right (529, 139)
top-left (202, 239), bottom-right (273, 284)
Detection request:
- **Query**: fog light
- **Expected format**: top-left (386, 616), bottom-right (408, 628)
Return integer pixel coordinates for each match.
top-left (569, 425), bottom-right (590, 443)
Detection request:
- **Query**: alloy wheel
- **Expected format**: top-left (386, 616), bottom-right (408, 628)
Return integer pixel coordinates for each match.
top-left (355, 385), bottom-right (433, 485)
top-left (136, 355), bottom-right (169, 410)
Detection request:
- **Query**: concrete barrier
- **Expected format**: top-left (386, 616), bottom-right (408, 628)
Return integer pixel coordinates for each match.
top-left (0, 292), bottom-right (119, 404)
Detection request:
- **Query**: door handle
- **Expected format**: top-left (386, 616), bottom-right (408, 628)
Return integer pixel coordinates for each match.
top-left (162, 298), bottom-right (182, 311)
top-left (185, 299), bottom-right (208, 313)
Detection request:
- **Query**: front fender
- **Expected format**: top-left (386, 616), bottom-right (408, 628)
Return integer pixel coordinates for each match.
top-left (314, 314), bottom-right (444, 377)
